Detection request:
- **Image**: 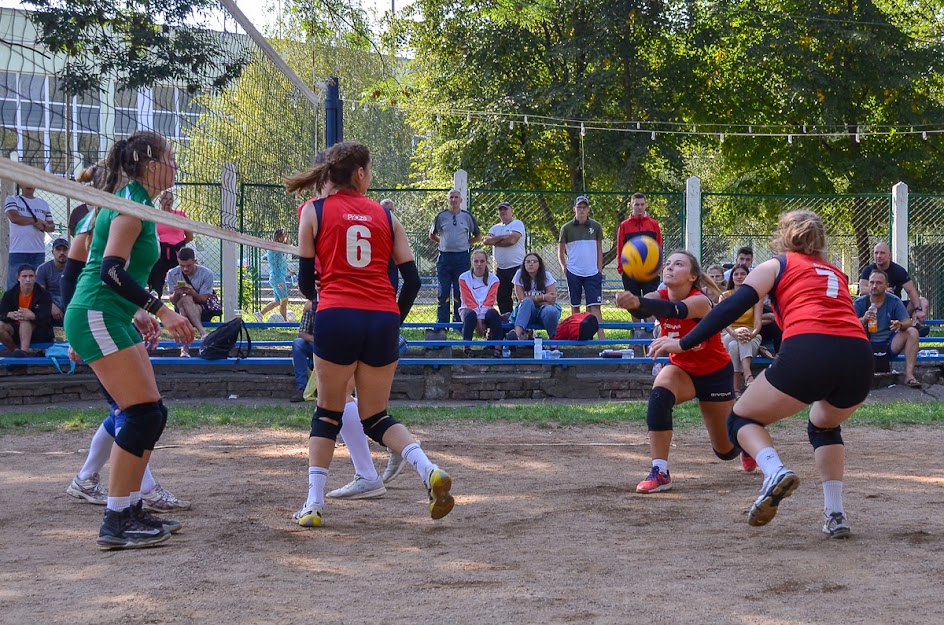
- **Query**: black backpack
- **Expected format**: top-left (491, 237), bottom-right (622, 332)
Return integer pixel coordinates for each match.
top-left (199, 318), bottom-right (251, 360)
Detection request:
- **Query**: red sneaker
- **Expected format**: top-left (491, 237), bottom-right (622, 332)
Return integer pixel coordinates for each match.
top-left (636, 466), bottom-right (672, 493)
top-left (741, 452), bottom-right (758, 473)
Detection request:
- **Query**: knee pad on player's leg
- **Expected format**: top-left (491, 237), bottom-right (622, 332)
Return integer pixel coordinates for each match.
top-left (807, 420), bottom-right (843, 449)
top-left (726, 411), bottom-right (764, 448)
top-left (310, 406), bottom-right (344, 441)
top-left (714, 445), bottom-right (741, 460)
top-left (103, 407), bottom-right (118, 438)
top-left (115, 402), bottom-right (164, 457)
top-left (646, 386), bottom-right (676, 431)
top-left (154, 400), bottom-right (168, 443)
top-left (362, 410), bottom-right (401, 446)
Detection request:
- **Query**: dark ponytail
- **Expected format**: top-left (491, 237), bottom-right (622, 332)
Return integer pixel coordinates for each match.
top-left (285, 141), bottom-right (371, 195)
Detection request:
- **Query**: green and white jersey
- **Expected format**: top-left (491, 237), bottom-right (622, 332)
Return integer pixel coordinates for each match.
top-left (74, 206), bottom-right (98, 237)
top-left (68, 181), bottom-right (159, 320)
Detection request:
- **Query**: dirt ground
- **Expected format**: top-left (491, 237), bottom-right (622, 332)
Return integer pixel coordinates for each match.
top-left (2, 397), bottom-right (944, 625)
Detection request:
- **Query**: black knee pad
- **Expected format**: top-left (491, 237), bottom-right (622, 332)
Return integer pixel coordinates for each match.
top-left (115, 402), bottom-right (164, 457)
top-left (155, 400), bottom-right (168, 442)
top-left (714, 445), bottom-right (741, 461)
top-left (362, 410), bottom-right (400, 446)
top-left (808, 420), bottom-right (843, 449)
top-left (726, 411), bottom-right (763, 447)
top-left (646, 387), bottom-right (676, 432)
top-left (310, 406), bottom-right (343, 441)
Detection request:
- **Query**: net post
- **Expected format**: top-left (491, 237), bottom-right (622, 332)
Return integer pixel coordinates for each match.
top-left (221, 163), bottom-right (239, 320)
top-left (453, 169), bottom-right (468, 213)
top-left (891, 181), bottom-right (909, 271)
top-left (0, 152), bottom-right (16, 290)
top-left (685, 175), bottom-right (702, 263)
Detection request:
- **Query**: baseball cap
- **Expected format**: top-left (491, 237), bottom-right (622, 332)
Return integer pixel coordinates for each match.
top-left (52, 237), bottom-right (69, 249)
top-left (574, 195), bottom-right (590, 207)
top-left (497, 201), bottom-right (512, 210)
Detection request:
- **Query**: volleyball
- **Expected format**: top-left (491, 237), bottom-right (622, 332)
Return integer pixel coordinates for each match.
top-left (620, 236), bottom-right (663, 282)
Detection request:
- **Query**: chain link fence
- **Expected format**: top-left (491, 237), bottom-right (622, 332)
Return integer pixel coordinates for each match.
top-left (909, 195), bottom-right (944, 318)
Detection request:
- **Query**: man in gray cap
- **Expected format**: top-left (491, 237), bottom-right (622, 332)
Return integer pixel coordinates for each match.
top-left (35, 237), bottom-right (69, 324)
top-left (558, 195), bottom-right (605, 338)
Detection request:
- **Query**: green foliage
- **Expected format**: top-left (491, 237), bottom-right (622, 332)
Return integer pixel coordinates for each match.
top-left (24, 0), bottom-right (251, 94)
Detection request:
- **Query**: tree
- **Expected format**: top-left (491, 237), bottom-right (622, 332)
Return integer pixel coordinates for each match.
top-left (23, 0), bottom-right (252, 95)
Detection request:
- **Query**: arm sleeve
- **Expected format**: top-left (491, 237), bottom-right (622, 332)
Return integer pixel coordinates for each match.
top-left (298, 257), bottom-right (316, 301)
top-left (60, 258), bottom-right (85, 312)
top-left (396, 260), bottom-right (420, 323)
top-left (679, 285), bottom-right (760, 350)
top-left (100, 256), bottom-right (163, 315)
top-left (633, 297), bottom-right (689, 320)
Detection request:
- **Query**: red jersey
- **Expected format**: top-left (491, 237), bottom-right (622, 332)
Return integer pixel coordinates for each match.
top-left (616, 215), bottom-right (663, 274)
top-left (314, 190), bottom-right (399, 314)
top-left (769, 252), bottom-right (866, 341)
top-left (657, 287), bottom-right (730, 376)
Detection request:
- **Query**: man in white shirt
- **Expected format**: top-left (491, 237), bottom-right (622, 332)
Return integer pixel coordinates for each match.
top-left (483, 201), bottom-right (526, 315)
top-left (5, 186), bottom-right (55, 290)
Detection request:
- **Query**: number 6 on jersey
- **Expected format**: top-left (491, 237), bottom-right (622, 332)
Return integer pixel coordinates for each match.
top-left (346, 225), bottom-right (372, 268)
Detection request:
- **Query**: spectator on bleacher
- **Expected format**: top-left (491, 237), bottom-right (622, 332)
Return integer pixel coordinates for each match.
top-left (706, 264), bottom-right (726, 303)
top-left (616, 193), bottom-right (663, 331)
top-left (165, 247), bottom-right (215, 354)
top-left (290, 299), bottom-right (316, 403)
top-left (5, 185), bottom-right (55, 290)
top-left (854, 268), bottom-right (921, 388)
top-left (857, 242), bottom-right (928, 330)
top-left (379, 198), bottom-right (395, 211)
top-left (484, 201), bottom-right (526, 316)
top-left (724, 246), bottom-right (754, 281)
top-left (458, 250), bottom-right (502, 356)
top-left (558, 195), bottom-right (605, 338)
top-left (256, 228), bottom-right (294, 322)
top-left (429, 189), bottom-right (482, 324)
top-left (721, 264), bottom-right (764, 395)
top-left (147, 190), bottom-right (193, 296)
top-left (35, 237), bottom-right (69, 324)
top-left (0, 264), bottom-right (54, 355)
top-left (508, 252), bottom-right (561, 340)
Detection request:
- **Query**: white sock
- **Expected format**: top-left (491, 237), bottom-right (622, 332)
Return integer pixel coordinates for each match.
top-left (755, 447), bottom-right (784, 477)
top-left (306, 466), bottom-right (329, 508)
top-left (652, 459), bottom-right (668, 474)
top-left (130, 491), bottom-right (141, 505)
top-left (401, 442), bottom-right (434, 485)
top-left (140, 465), bottom-right (157, 494)
top-left (823, 480), bottom-right (844, 515)
top-left (107, 495), bottom-right (131, 512)
top-left (338, 400), bottom-right (378, 481)
top-left (78, 424), bottom-right (113, 480)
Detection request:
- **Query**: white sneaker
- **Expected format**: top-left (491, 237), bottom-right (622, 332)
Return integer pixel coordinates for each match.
top-left (293, 503), bottom-right (324, 527)
top-left (326, 475), bottom-right (386, 499)
top-left (822, 511), bottom-right (851, 539)
top-left (382, 449), bottom-right (407, 483)
top-left (66, 473), bottom-right (107, 504)
top-left (748, 467), bottom-right (799, 527)
top-left (142, 484), bottom-right (192, 512)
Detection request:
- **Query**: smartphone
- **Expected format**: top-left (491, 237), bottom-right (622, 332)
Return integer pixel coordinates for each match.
top-left (177, 280), bottom-right (186, 287)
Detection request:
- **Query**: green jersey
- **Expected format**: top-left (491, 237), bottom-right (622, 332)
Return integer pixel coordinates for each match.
top-left (68, 181), bottom-right (159, 319)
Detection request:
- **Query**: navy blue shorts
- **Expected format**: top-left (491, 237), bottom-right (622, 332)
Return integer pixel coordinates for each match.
top-left (313, 308), bottom-right (400, 367)
top-left (686, 360), bottom-right (735, 402)
top-left (765, 334), bottom-right (873, 408)
top-left (566, 270), bottom-right (603, 307)
top-left (621, 274), bottom-right (661, 297)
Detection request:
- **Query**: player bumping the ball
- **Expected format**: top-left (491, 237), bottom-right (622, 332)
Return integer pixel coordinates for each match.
top-left (649, 211), bottom-right (872, 538)
top-left (616, 248), bottom-right (748, 495)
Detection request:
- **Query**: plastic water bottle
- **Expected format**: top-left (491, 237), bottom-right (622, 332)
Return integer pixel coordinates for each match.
top-left (867, 305), bottom-right (878, 333)
top-left (533, 337), bottom-right (543, 359)
top-left (502, 344), bottom-right (511, 358)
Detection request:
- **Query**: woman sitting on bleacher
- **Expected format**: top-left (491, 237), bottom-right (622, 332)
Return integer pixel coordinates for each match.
top-left (508, 252), bottom-right (561, 340)
top-left (721, 264), bottom-right (764, 395)
top-left (458, 250), bottom-right (502, 357)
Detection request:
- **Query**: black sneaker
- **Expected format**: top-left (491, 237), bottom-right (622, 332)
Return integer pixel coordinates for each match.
top-left (97, 507), bottom-right (171, 550)
top-left (133, 500), bottom-right (183, 534)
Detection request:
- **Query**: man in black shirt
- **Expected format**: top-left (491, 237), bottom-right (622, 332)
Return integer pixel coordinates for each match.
top-left (857, 242), bottom-right (928, 326)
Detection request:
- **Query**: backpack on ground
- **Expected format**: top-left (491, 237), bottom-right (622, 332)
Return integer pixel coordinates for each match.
top-left (46, 342), bottom-right (76, 375)
top-left (199, 318), bottom-right (251, 360)
top-left (552, 312), bottom-right (599, 341)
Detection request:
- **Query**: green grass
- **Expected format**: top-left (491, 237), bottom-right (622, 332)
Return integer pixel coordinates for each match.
top-left (1, 399), bottom-right (941, 433)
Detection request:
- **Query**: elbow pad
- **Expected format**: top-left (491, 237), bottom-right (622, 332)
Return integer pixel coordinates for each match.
top-left (100, 256), bottom-right (163, 314)
top-left (635, 297), bottom-right (689, 320)
top-left (60, 258), bottom-right (85, 311)
top-left (397, 260), bottom-right (420, 322)
top-left (679, 285), bottom-right (760, 351)
top-left (298, 257), bottom-right (316, 301)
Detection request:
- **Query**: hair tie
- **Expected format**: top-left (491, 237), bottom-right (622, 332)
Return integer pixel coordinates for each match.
top-left (146, 145), bottom-right (153, 158)
top-left (132, 150), bottom-right (139, 162)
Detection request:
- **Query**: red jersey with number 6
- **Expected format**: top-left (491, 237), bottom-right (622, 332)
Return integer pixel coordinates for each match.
top-left (657, 286), bottom-right (731, 376)
top-left (769, 252), bottom-right (866, 341)
top-left (315, 189), bottom-right (399, 314)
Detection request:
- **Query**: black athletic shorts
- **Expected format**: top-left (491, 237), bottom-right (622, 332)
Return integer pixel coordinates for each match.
top-left (687, 360), bottom-right (735, 402)
top-left (764, 334), bottom-right (873, 408)
top-left (313, 308), bottom-right (400, 367)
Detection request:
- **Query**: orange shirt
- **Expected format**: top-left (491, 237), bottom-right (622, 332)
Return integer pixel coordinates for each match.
top-left (18, 290), bottom-right (33, 311)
